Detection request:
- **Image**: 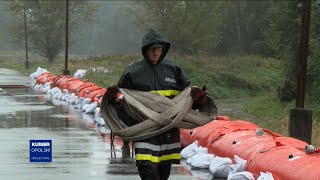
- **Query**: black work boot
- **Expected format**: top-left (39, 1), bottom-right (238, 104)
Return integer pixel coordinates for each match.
top-left (122, 141), bottom-right (130, 158)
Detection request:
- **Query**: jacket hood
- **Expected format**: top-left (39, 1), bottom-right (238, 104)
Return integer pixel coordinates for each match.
top-left (141, 29), bottom-right (170, 64)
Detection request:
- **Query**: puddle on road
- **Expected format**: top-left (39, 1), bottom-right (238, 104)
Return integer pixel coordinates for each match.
top-left (0, 96), bottom-right (54, 115)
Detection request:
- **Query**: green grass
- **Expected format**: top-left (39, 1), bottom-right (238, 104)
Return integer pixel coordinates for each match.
top-left (0, 53), bottom-right (282, 99)
top-left (174, 54), bottom-right (282, 98)
top-left (244, 93), bottom-right (320, 145)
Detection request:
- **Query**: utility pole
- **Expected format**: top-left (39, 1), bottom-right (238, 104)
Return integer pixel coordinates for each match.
top-left (23, 5), bottom-right (29, 69)
top-left (63, 0), bottom-right (70, 75)
top-left (289, 0), bottom-right (312, 144)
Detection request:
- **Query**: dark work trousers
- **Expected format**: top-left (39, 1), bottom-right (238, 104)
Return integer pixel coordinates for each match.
top-left (137, 164), bottom-right (171, 180)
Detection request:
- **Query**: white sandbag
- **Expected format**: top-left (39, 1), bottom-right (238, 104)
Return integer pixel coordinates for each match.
top-left (227, 171), bottom-right (254, 180)
top-left (80, 98), bottom-right (91, 109)
top-left (227, 155), bottom-right (250, 180)
top-left (46, 88), bottom-right (52, 95)
top-left (50, 87), bottom-right (60, 95)
top-left (186, 147), bottom-right (208, 164)
top-left (232, 155), bottom-right (247, 173)
top-left (94, 107), bottom-right (101, 115)
top-left (40, 82), bottom-right (50, 91)
top-left (76, 97), bottom-right (85, 104)
top-left (53, 92), bottom-right (62, 99)
top-left (97, 118), bottom-right (106, 126)
top-left (31, 67), bottom-right (48, 79)
top-left (61, 94), bottom-right (67, 101)
top-left (181, 141), bottom-right (199, 159)
top-left (94, 107), bottom-right (101, 121)
top-left (69, 97), bottom-right (78, 105)
top-left (57, 93), bottom-right (64, 100)
top-left (82, 104), bottom-right (90, 112)
top-left (66, 93), bottom-right (75, 103)
top-left (85, 102), bottom-right (98, 114)
top-left (41, 85), bottom-right (51, 93)
top-left (209, 157), bottom-right (233, 178)
top-left (69, 93), bottom-right (76, 99)
top-left (62, 89), bottom-right (69, 95)
top-left (257, 172), bottom-right (274, 180)
top-left (34, 84), bottom-right (42, 90)
top-left (29, 72), bottom-right (36, 79)
top-left (190, 154), bottom-right (215, 169)
top-left (74, 69), bottom-right (87, 78)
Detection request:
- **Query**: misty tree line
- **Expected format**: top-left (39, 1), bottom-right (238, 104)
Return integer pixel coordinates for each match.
top-left (132, 0), bottom-right (320, 101)
top-left (6, 0), bottom-right (320, 101)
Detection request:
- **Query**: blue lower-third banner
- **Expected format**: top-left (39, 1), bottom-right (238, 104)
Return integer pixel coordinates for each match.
top-left (30, 140), bottom-right (52, 163)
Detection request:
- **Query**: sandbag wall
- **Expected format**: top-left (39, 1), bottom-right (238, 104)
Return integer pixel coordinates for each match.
top-left (35, 72), bottom-right (106, 106)
top-left (180, 119), bottom-right (320, 180)
top-left (31, 68), bottom-right (107, 126)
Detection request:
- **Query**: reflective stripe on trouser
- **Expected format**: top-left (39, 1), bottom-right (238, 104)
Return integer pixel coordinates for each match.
top-left (134, 142), bottom-right (181, 151)
top-left (134, 141), bottom-right (181, 163)
top-left (135, 153), bottom-right (181, 163)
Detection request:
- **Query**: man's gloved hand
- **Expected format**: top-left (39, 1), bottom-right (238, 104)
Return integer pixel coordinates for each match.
top-left (190, 85), bottom-right (208, 105)
top-left (106, 85), bottom-right (123, 103)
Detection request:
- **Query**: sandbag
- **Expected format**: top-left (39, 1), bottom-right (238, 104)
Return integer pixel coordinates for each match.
top-left (257, 172), bottom-right (275, 180)
top-left (85, 102), bottom-right (98, 114)
top-left (247, 145), bottom-right (320, 179)
top-left (208, 130), bottom-right (275, 160)
top-left (190, 154), bottom-right (215, 169)
top-left (180, 128), bottom-right (195, 148)
top-left (209, 157), bottom-right (233, 178)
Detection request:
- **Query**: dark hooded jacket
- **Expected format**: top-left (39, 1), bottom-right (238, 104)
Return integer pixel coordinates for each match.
top-left (117, 29), bottom-right (191, 166)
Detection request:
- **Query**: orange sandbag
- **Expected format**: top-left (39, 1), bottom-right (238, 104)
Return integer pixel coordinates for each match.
top-left (36, 72), bottom-right (57, 85)
top-left (82, 87), bottom-right (105, 102)
top-left (74, 82), bottom-right (96, 97)
top-left (208, 130), bottom-right (276, 160)
top-left (247, 145), bottom-right (320, 179)
top-left (273, 136), bottom-right (307, 150)
top-left (206, 120), bottom-right (259, 145)
top-left (179, 116), bottom-right (231, 147)
top-left (93, 89), bottom-right (107, 106)
top-left (180, 128), bottom-right (195, 147)
top-left (67, 80), bottom-right (86, 93)
top-left (59, 77), bottom-right (80, 90)
top-left (47, 75), bottom-right (58, 85)
top-left (52, 75), bottom-right (70, 88)
top-left (77, 85), bottom-right (102, 99)
top-left (190, 120), bottom-right (232, 147)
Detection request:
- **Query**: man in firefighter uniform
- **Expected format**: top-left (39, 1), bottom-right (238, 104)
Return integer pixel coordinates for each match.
top-left (107, 28), bottom-right (207, 180)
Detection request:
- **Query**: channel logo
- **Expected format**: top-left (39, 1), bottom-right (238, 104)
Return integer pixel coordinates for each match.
top-left (30, 140), bottom-right (52, 163)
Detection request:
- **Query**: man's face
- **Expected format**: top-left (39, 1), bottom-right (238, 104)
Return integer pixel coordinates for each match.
top-left (147, 47), bottom-right (163, 64)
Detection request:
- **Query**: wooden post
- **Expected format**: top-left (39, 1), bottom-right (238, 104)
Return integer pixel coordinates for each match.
top-left (289, 0), bottom-right (312, 144)
top-left (23, 4), bottom-right (29, 69)
top-left (63, 0), bottom-right (70, 75)
top-left (289, 108), bottom-right (312, 144)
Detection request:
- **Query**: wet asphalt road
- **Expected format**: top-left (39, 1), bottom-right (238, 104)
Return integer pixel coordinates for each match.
top-left (0, 68), bottom-right (220, 180)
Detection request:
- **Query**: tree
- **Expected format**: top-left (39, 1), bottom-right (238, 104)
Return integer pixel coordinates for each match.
top-left (129, 1), bottom-right (222, 54)
top-left (9, 0), bottom-right (96, 63)
top-left (307, 0), bottom-right (320, 101)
